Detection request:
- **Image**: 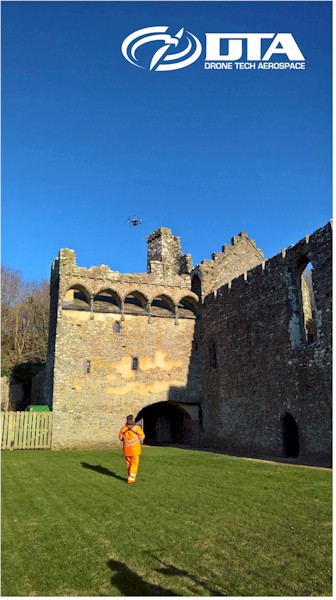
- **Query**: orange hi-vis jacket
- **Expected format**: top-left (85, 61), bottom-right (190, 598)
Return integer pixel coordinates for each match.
top-left (119, 424), bottom-right (145, 457)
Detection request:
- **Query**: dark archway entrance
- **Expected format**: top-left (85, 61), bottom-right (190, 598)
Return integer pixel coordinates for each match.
top-left (282, 412), bottom-right (299, 458)
top-left (136, 402), bottom-right (192, 446)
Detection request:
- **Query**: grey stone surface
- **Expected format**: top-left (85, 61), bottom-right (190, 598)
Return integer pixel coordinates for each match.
top-left (45, 223), bottom-right (332, 465)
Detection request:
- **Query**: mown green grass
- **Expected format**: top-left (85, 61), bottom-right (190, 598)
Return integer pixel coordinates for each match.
top-left (1, 447), bottom-right (332, 596)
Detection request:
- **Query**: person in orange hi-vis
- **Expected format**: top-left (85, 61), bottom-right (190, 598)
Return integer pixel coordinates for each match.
top-left (119, 415), bottom-right (145, 484)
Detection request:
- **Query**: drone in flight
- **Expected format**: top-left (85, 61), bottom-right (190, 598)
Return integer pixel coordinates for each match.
top-left (127, 216), bottom-right (143, 227)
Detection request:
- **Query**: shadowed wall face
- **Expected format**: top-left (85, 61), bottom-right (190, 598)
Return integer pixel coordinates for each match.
top-left (200, 224), bottom-right (332, 465)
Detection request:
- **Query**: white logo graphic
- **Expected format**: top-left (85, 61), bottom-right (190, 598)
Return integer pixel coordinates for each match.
top-left (122, 28), bottom-right (305, 72)
top-left (205, 33), bottom-right (305, 61)
top-left (121, 26), bottom-right (202, 71)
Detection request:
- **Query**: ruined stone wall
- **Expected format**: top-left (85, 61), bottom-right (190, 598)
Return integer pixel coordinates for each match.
top-left (48, 228), bottom-right (202, 450)
top-left (199, 223), bottom-right (332, 465)
top-left (46, 223), bottom-right (332, 463)
top-left (51, 310), bottom-right (202, 449)
top-left (191, 232), bottom-right (264, 299)
top-left (48, 226), bottom-right (262, 450)
top-left (147, 227), bottom-right (192, 275)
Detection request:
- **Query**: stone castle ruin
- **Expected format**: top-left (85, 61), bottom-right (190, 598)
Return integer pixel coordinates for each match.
top-left (45, 222), bottom-right (332, 465)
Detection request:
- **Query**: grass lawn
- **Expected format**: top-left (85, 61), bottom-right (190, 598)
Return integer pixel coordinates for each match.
top-left (1, 447), bottom-right (332, 596)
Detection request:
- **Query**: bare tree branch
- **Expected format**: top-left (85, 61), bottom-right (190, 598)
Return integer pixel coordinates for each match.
top-left (1, 266), bottom-right (50, 370)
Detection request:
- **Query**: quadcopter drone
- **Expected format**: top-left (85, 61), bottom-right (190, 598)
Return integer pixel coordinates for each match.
top-left (127, 216), bottom-right (143, 227)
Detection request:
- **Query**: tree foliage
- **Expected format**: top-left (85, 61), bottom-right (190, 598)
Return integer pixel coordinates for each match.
top-left (1, 266), bottom-right (50, 372)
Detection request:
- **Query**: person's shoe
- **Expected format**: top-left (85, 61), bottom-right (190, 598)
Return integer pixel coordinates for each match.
top-left (127, 479), bottom-right (136, 484)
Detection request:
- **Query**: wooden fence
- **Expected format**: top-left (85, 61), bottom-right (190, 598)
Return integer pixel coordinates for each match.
top-left (1, 411), bottom-right (52, 450)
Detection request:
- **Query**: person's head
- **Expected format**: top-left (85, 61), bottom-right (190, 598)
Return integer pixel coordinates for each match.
top-left (126, 414), bottom-right (135, 425)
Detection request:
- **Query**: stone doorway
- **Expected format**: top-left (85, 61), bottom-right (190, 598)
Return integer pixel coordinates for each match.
top-left (282, 412), bottom-right (299, 458)
top-left (136, 402), bottom-right (193, 446)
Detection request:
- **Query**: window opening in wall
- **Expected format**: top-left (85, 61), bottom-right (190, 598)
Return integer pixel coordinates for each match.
top-left (301, 262), bottom-right (317, 344)
top-left (86, 360), bottom-right (91, 374)
top-left (191, 274), bottom-right (202, 299)
top-left (114, 322), bottom-right (121, 333)
top-left (132, 357), bottom-right (139, 370)
top-left (209, 341), bottom-right (217, 369)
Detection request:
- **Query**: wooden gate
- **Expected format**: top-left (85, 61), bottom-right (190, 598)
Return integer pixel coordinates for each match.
top-left (1, 411), bottom-right (52, 449)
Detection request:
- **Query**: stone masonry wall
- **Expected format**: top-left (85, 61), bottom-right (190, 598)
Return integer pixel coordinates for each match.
top-left (46, 223), bottom-right (332, 464)
top-left (49, 228), bottom-right (202, 449)
top-left (199, 222), bottom-right (332, 465)
top-left (147, 227), bottom-right (193, 276)
top-left (192, 232), bottom-right (265, 299)
top-left (53, 311), bottom-right (199, 448)
top-left (51, 310), bottom-right (202, 449)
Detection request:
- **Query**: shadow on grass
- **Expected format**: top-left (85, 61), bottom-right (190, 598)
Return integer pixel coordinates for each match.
top-left (149, 554), bottom-right (226, 596)
top-left (107, 559), bottom-right (178, 596)
top-left (81, 462), bottom-right (127, 482)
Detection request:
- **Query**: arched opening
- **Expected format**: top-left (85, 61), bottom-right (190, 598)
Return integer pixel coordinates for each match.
top-left (150, 295), bottom-right (175, 318)
top-left (191, 274), bottom-right (202, 299)
top-left (301, 262), bottom-right (317, 344)
top-left (282, 412), bottom-right (299, 458)
top-left (290, 258), bottom-right (318, 348)
top-left (136, 402), bottom-right (193, 446)
top-left (124, 291), bottom-right (147, 315)
top-left (63, 286), bottom-right (90, 311)
top-left (93, 290), bottom-right (121, 313)
top-left (178, 296), bottom-right (199, 319)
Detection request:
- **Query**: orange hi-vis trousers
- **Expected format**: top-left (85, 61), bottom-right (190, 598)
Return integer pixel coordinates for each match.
top-left (125, 455), bottom-right (140, 484)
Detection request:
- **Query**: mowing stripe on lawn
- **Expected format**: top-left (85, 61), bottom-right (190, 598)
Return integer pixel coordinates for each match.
top-left (2, 447), bottom-right (332, 596)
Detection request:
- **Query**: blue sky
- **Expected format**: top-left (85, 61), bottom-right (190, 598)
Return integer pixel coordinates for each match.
top-left (2, 1), bottom-right (332, 281)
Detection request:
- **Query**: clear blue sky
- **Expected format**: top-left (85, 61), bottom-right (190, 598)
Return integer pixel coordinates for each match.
top-left (2, 1), bottom-right (332, 281)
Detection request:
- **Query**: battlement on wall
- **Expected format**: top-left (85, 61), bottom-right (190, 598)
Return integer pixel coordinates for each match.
top-left (53, 228), bottom-right (265, 304)
top-left (55, 228), bottom-right (262, 280)
top-left (52, 221), bottom-right (332, 306)
top-left (204, 221), bottom-right (332, 305)
top-left (54, 227), bottom-right (193, 282)
top-left (55, 248), bottom-right (121, 279)
top-left (197, 232), bottom-right (262, 268)
top-left (50, 232), bottom-right (194, 309)
top-left (192, 231), bottom-right (265, 297)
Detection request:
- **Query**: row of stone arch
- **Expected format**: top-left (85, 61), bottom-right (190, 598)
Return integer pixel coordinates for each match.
top-left (63, 286), bottom-right (200, 319)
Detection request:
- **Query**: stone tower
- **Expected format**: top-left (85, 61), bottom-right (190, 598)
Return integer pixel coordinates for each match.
top-left (147, 227), bottom-right (193, 276)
